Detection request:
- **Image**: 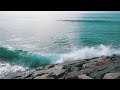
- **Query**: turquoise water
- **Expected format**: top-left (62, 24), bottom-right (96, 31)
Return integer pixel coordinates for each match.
top-left (0, 11), bottom-right (120, 76)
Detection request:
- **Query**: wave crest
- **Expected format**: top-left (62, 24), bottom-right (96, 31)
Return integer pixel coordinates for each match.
top-left (60, 44), bottom-right (120, 62)
top-left (0, 44), bottom-right (120, 68)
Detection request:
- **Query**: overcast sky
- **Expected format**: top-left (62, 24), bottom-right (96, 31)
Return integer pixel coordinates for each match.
top-left (0, 11), bottom-right (120, 14)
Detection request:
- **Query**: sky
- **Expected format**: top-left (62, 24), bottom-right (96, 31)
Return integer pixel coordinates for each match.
top-left (0, 11), bottom-right (120, 14)
top-left (1, 11), bottom-right (119, 17)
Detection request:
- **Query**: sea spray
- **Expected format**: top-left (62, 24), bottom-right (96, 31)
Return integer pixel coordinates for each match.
top-left (0, 62), bottom-right (26, 78)
top-left (60, 44), bottom-right (120, 62)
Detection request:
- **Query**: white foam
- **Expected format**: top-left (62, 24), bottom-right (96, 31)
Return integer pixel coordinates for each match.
top-left (4, 45), bottom-right (14, 50)
top-left (0, 62), bottom-right (27, 78)
top-left (58, 44), bottom-right (120, 63)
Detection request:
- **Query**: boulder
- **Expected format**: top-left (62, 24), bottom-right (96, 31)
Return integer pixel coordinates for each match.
top-left (103, 73), bottom-right (120, 79)
top-left (78, 74), bottom-right (93, 79)
top-left (34, 74), bottom-right (49, 79)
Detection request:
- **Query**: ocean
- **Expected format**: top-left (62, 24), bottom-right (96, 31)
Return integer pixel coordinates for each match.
top-left (0, 11), bottom-right (120, 77)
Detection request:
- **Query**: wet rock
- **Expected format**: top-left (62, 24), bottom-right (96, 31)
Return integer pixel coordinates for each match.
top-left (83, 58), bottom-right (112, 68)
top-left (78, 74), bottom-right (93, 79)
top-left (52, 69), bottom-right (65, 77)
top-left (83, 62), bottom-right (95, 68)
top-left (65, 71), bottom-right (78, 79)
top-left (47, 69), bottom-right (65, 79)
top-left (34, 74), bottom-right (49, 79)
top-left (44, 65), bottom-right (55, 70)
top-left (32, 65), bottom-right (65, 79)
top-left (103, 73), bottom-right (120, 79)
top-left (95, 58), bottom-right (112, 66)
top-left (35, 66), bottom-right (44, 71)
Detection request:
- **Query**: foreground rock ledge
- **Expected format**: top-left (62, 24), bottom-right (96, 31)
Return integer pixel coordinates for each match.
top-left (2, 54), bottom-right (120, 79)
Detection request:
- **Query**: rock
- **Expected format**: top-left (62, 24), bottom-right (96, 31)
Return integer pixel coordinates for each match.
top-left (95, 58), bottom-right (112, 66)
top-left (78, 68), bottom-right (94, 75)
top-left (101, 56), bottom-right (110, 59)
top-left (44, 65), bottom-right (55, 70)
top-left (112, 54), bottom-right (118, 57)
top-left (65, 71), bottom-right (78, 79)
top-left (35, 66), bottom-right (44, 71)
top-left (47, 69), bottom-right (65, 79)
top-left (83, 62), bottom-right (95, 68)
top-left (82, 58), bottom-right (101, 68)
top-left (78, 74), bottom-right (93, 79)
top-left (32, 65), bottom-right (65, 79)
top-left (103, 73), bottom-right (120, 79)
top-left (63, 62), bottom-right (81, 79)
top-left (83, 58), bottom-right (112, 68)
top-left (34, 74), bottom-right (49, 79)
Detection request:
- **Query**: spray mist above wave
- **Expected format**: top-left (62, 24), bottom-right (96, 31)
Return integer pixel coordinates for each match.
top-left (59, 44), bottom-right (120, 63)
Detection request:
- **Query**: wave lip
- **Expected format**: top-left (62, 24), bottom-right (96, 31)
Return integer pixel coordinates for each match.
top-left (0, 47), bottom-right (60, 68)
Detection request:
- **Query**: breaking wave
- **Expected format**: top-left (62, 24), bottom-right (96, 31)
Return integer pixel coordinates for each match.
top-left (60, 44), bottom-right (120, 63)
top-left (0, 44), bottom-right (120, 77)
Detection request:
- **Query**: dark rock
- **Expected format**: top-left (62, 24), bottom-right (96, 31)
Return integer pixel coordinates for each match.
top-left (24, 73), bottom-right (33, 79)
top-left (65, 68), bottom-right (78, 79)
top-left (35, 67), bottom-right (44, 71)
top-left (47, 69), bottom-right (65, 79)
top-left (44, 64), bottom-right (55, 70)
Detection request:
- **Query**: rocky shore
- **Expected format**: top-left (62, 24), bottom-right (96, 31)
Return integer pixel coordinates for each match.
top-left (2, 54), bottom-right (120, 79)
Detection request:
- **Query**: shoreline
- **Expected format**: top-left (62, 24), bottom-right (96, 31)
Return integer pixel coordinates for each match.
top-left (2, 54), bottom-right (120, 79)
